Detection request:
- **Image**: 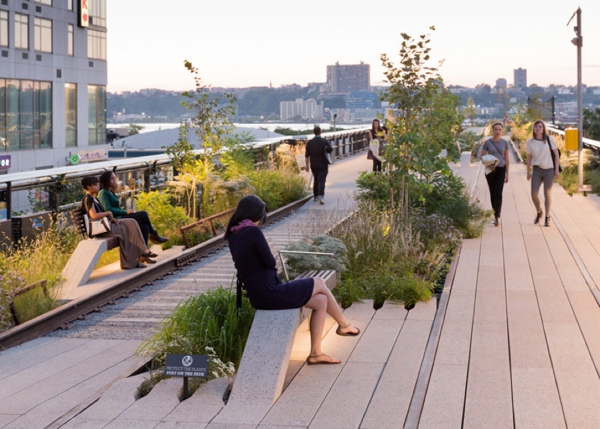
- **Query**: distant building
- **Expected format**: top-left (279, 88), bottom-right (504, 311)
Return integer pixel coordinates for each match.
top-left (326, 62), bottom-right (370, 94)
top-left (279, 98), bottom-right (323, 121)
top-left (346, 91), bottom-right (378, 109)
top-left (496, 78), bottom-right (507, 89)
top-left (0, 0), bottom-right (108, 173)
top-left (514, 68), bottom-right (527, 88)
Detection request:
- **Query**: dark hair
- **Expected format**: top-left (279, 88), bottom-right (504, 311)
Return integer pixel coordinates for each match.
top-left (99, 171), bottom-right (113, 190)
top-left (81, 176), bottom-right (99, 189)
top-left (371, 119), bottom-right (382, 133)
top-left (225, 195), bottom-right (267, 239)
top-left (313, 126), bottom-right (322, 135)
top-left (532, 119), bottom-right (548, 141)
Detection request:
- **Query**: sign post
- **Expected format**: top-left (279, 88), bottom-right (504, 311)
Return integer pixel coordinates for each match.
top-left (164, 354), bottom-right (208, 400)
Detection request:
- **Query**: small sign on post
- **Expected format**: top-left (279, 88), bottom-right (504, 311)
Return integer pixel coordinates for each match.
top-left (164, 354), bottom-right (209, 400)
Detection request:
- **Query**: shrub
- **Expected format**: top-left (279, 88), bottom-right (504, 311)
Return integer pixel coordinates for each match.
top-left (135, 190), bottom-right (190, 248)
top-left (282, 235), bottom-right (348, 280)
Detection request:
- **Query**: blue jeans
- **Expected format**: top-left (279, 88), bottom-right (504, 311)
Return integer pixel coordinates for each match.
top-left (311, 166), bottom-right (328, 198)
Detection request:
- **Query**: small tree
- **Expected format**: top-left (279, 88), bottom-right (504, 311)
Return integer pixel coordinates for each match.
top-left (465, 97), bottom-right (477, 126)
top-left (378, 27), bottom-right (462, 220)
top-left (164, 60), bottom-right (237, 219)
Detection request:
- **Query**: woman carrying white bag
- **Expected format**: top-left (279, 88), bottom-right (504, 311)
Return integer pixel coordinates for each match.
top-left (81, 176), bottom-right (156, 269)
top-left (367, 119), bottom-right (388, 172)
top-left (480, 122), bottom-right (509, 227)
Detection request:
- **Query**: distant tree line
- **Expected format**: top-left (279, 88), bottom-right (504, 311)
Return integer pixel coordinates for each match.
top-left (107, 87), bottom-right (349, 122)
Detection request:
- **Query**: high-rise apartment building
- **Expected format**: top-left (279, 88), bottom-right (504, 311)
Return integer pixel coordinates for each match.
top-left (0, 0), bottom-right (107, 173)
top-left (326, 62), bottom-right (370, 94)
top-left (514, 68), bottom-right (527, 88)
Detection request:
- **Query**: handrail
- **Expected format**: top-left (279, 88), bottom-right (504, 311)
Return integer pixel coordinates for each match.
top-left (179, 208), bottom-right (235, 249)
top-left (277, 250), bottom-right (335, 281)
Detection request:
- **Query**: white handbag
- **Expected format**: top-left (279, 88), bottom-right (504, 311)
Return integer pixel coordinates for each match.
top-left (324, 148), bottom-right (334, 165)
top-left (83, 214), bottom-right (111, 237)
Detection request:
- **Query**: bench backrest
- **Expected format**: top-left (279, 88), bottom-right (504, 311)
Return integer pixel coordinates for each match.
top-left (70, 207), bottom-right (88, 238)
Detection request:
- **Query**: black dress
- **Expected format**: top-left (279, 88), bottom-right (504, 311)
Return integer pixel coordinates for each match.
top-left (228, 225), bottom-right (314, 310)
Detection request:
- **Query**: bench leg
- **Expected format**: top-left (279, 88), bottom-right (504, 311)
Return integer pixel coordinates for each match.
top-left (61, 239), bottom-right (110, 294)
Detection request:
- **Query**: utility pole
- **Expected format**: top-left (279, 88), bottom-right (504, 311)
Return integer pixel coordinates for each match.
top-left (568, 8), bottom-right (589, 192)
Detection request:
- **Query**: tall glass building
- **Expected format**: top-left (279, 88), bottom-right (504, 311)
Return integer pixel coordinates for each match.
top-left (0, 0), bottom-right (107, 173)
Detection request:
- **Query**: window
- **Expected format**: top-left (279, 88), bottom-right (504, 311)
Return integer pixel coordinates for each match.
top-left (0, 11), bottom-right (7, 47)
top-left (65, 83), bottom-right (76, 147)
top-left (35, 0), bottom-right (52, 5)
top-left (67, 24), bottom-right (73, 56)
top-left (34, 18), bottom-right (52, 53)
top-left (68, 0), bottom-right (73, 11)
top-left (88, 0), bottom-right (106, 27)
top-left (88, 85), bottom-right (106, 145)
top-left (15, 14), bottom-right (29, 50)
top-left (0, 79), bottom-right (52, 151)
top-left (87, 29), bottom-right (105, 60)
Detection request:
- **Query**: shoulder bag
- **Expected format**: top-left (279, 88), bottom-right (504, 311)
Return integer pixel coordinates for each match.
top-left (83, 213), bottom-right (111, 237)
top-left (324, 146), bottom-right (334, 165)
top-left (547, 137), bottom-right (562, 173)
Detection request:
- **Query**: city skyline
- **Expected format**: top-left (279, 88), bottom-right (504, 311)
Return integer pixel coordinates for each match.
top-left (108, 0), bottom-right (600, 93)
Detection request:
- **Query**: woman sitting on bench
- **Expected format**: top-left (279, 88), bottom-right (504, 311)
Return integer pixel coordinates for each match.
top-left (82, 176), bottom-right (157, 269)
top-left (226, 195), bottom-right (360, 365)
top-left (98, 171), bottom-right (167, 246)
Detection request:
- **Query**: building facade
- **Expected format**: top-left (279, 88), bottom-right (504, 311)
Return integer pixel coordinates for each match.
top-left (326, 62), bottom-right (370, 94)
top-left (0, 0), bottom-right (107, 173)
top-left (514, 68), bottom-right (527, 88)
top-left (279, 98), bottom-right (323, 121)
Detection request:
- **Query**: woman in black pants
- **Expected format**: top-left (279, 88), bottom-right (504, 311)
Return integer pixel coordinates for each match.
top-left (98, 171), bottom-right (167, 246)
top-left (481, 122), bottom-right (509, 226)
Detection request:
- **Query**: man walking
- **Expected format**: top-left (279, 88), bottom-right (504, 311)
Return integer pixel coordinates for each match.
top-left (305, 126), bottom-right (333, 204)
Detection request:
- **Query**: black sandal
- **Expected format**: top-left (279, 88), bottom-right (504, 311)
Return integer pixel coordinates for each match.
top-left (534, 212), bottom-right (542, 224)
top-left (545, 217), bottom-right (551, 227)
top-left (336, 323), bottom-right (360, 336)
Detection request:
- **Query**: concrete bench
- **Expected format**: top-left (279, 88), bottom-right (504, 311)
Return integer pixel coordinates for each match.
top-left (61, 208), bottom-right (119, 293)
top-left (212, 269), bottom-right (336, 426)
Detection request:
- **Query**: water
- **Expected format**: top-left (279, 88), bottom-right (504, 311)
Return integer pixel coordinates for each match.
top-left (107, 122), bottom-right (367, 134)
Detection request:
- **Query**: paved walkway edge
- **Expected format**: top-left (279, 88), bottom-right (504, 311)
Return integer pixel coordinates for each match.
top-left (403, 243), bottom-right (463, 429)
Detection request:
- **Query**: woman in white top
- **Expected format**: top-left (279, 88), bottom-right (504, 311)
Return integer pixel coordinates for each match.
top-left (525, 120), bottom-right (560, 227)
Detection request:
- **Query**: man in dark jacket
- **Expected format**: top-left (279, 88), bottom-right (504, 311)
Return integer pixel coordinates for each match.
top-left (305, 126), bottom-right (333, 204)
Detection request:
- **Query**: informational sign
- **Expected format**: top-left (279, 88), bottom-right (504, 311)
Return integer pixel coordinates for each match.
top-left (73, 149), bottom-right (106, 163)
top-left (164, 354), bottom-right (208, 378)
top-left (0, 155), bottom-right (10, 171)
top-left (79, 0), bottom-right (89, 28)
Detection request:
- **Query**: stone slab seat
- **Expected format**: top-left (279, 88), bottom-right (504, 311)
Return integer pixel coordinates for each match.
top-left (211, 269), bottom-right (336, 426)
top-left (61, 208), bottom-right (120, 293)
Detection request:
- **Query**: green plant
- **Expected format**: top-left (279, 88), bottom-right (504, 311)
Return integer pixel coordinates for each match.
top-left (138, 285), bottom-right (255, 370)
top-left (134, 190), bottom-right (189, 248)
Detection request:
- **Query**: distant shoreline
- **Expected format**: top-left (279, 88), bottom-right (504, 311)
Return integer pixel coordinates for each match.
top-left (107, 122), bottom-right (368, 134)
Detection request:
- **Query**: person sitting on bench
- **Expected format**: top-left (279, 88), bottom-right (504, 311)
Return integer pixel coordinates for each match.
top-left (98, 171), bottom-right (168, 246)
top-left (82, 176), bottom-right (157, 269)
top-left (225, 195), bottom-right (360, 365)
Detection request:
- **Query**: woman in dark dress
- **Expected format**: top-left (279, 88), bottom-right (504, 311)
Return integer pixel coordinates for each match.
top-left (226, 195), bottom-right (360, 365)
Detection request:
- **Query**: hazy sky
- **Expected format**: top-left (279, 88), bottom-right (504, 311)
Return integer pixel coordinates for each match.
top-left (107, 1), bottom-right (600, 93)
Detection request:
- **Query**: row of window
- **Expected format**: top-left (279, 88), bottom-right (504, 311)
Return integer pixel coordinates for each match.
top-left (0, 0), bottom-right (106, 58)
top-left (0, 79), bottom-right (107, 151)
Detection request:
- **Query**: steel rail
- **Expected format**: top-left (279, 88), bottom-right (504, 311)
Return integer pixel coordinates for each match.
top-left (0, 195), bottom-right (312, 351)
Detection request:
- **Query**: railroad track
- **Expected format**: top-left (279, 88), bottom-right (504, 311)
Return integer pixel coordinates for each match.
top-left (0, 195), bottom-right (317, 350)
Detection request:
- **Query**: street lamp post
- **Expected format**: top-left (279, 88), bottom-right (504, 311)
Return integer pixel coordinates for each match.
top-left (567, 8), bottom-right (589, 192)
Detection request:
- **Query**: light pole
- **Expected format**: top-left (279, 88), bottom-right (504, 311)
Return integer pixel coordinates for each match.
top-left (567, 8), bottom-right (589, 192)
top-left (324, 108), bottom-right (337, 132)
top-left (333, 113), bottom-right (337, 132)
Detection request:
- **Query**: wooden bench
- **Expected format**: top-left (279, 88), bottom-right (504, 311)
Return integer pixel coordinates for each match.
top-left (214, 269), bottom-right (336, 426)
top-left (60, 208), bottom-right (120, 294)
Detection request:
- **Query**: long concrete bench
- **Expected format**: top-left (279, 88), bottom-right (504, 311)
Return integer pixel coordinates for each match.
top-left (211, 269), bottom-right (337, 426)
top-left (61, 208), bottom-right (120, 293)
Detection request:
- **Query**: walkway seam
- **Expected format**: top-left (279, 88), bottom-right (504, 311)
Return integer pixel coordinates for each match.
top-left (403, 243), bottom-right (462, 429)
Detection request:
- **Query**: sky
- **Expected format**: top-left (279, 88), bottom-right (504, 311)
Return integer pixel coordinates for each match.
top-left (107, 0), bottom-right (600, 93)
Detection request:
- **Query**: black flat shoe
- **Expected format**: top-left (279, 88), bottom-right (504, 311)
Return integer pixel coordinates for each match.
top-left (149, 233), bottom-right (168, 244)
top-left (144, 251), bottom-right (158, 258)
top-left (534, 212), bottom-right (542, 224)
top-left (140, 255), bottom-right (157, 264)
top-left (545, 217), bottom-right (551, 227)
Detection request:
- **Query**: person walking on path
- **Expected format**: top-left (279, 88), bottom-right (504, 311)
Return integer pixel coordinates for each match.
top-left (526, 120), bottom-right (561, 227)
top-left (226, 195), bottom-right (360, 365)
top-left (367, 119), bottom-right (388, 172)
top-left (305, 126), bottom-right (333, 205)
top-left (481, 122), bottom-right (509, 226)
top-left (98, 171), bottom-right (168, 246)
